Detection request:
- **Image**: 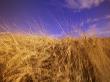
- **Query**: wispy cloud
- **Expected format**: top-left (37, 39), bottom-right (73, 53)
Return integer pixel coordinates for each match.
top-left (65, 0), bottom-right (104, 9)
top-left (86, 18), bottom-right (110, 37)
top-left (86, 14), bottom-right (110, 24)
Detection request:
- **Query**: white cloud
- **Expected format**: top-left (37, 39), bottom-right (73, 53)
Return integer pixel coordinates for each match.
top-left (65, 0), bottom-right (104, 9)
top-left (86, 14), bottom-right (110, 24)
top-left (86, 20), bottom-right (110, 37)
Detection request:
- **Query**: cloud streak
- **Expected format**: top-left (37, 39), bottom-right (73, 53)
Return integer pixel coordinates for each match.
top-left (65, 0), bottom-right (104, 9)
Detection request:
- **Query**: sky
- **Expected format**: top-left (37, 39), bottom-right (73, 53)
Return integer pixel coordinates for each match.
top-left (0, 0), bottom-right (110, 36)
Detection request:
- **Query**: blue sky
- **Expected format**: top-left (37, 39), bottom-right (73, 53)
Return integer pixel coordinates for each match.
top-left (0, 0), bottom-right (110, 36)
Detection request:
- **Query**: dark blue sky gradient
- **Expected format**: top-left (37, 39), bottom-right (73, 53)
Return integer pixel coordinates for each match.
top-left (0, 0), bottom-right (110, 36)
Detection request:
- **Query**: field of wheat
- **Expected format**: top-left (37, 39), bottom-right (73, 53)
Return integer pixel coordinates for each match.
top-left (0, 32), bottom-right (110, 82)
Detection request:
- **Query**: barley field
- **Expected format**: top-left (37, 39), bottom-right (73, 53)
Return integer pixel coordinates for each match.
top-left (0, 32), bottom-right (110, 82)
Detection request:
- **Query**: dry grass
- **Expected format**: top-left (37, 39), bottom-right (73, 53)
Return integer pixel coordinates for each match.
top-left (0, 33), bottom-right (110, 82)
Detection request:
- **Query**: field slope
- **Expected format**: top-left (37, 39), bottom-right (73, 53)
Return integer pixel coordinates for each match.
top-left (0, 33), bottom-right (110, 82)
